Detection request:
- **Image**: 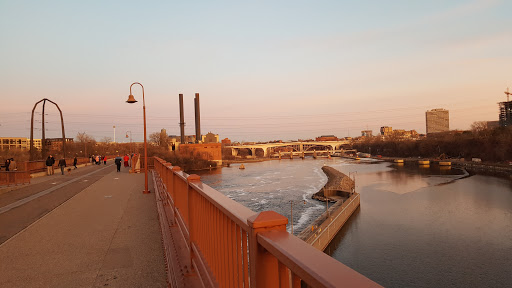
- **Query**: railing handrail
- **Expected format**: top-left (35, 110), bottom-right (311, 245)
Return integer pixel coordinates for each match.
top-left (258, 230), bottom-right (378, 288)
top-left (308, 193), bottom-right (360, 245)
top-left (188, 181), bottom-right (255, 231)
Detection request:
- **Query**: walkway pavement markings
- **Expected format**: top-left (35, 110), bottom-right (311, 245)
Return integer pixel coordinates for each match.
top-left (0, 165), bottom-right (112, 215)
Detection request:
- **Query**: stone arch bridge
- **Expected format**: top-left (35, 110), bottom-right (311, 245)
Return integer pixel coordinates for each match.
top-left (228, 141), bottom-right (351, 157)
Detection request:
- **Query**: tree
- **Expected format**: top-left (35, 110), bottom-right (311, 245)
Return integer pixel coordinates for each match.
top-left (100, 136), bottom-right (112, 144)
top-left (75, 132), bottom-right (96, 157)
top-left (470, 121), bottom-right (490, 138)
top-left (149, 132), bottom-right (161, 146)
top-left (149, 130), bottom-right (169, 148)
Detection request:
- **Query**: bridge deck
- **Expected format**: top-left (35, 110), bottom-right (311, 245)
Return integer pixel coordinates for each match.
top-left (0, 164), bottom-right (168, 287)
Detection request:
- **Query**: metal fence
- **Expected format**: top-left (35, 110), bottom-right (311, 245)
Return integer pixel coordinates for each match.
top-left (153, 157), bottom-right (380, 288)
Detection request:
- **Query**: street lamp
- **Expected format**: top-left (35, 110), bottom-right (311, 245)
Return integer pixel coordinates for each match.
top-left (126, 82), bottom-right (150, 194)
top-left (126, 130), bottom-right (132, 155)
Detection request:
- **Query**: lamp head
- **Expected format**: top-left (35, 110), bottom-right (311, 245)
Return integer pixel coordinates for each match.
top-left (126, 94), bottom-right (138, 103)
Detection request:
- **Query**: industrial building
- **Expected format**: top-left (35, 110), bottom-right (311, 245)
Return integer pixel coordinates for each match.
top-left (426, 108), bottom-right (449, 134)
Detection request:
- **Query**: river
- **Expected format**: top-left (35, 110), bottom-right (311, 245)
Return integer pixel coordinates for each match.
top-left (196, 158), bottom-right (512, 287)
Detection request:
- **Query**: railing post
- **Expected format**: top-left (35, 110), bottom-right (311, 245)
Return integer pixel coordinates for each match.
top-left (248, 211), bottom-right (289, 288)
top-left (170, 166), bottom-right (180, 202)
top-left (187, 174), bottom-right (201, 272)
top-left (164, 163), bottom-right (172, 192)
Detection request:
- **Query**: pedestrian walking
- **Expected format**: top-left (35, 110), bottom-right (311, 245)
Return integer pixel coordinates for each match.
top-left (115, 156), bottom-right (122, 172)
top-left (95, 155), bottom-right (100, 165)
top-left (50, 155), bottom-right (56, 175)
top-left (103, 155), bottom-right (107, 165)
top-left (123, 154), bottom-right (129, 168)
top-left (73, 155), bottom-right (78, 169)
top-left (10, 158), bottom-right (17, 171)
top-left (45, 156), bottom-right (52, 175)
top-left (58, 157), bottom-right (67, 175)
top-left (91, 155), bottom-right (95, 164)
top-left (4, 158), bottom-right (11, 171)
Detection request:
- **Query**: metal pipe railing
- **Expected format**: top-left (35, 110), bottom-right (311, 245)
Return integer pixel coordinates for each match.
top-left (152, 156), bottom-right (381, 288)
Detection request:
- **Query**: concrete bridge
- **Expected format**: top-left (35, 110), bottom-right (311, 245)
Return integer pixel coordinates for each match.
top-left (228, 140), bottom-right (351, 157)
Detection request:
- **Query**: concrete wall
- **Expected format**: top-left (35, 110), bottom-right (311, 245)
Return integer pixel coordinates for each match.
top-left (179, 143), bottom-right (222, 165)
top-left (307, 193), bottom-right (360, 251)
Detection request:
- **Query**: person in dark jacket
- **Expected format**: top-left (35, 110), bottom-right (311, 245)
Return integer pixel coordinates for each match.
top-left (73, 156), bottom-right (78, 169)
top-left (50, 155), bottom-right (56, 175)
top-left (46, 156), bottom-right (53, 175)
top-left (4, 158), bottom-right (10, 171)
top-left (58, 157), bottom-right (67, 175)
top-left (114, 156), bottom-right (122, 172)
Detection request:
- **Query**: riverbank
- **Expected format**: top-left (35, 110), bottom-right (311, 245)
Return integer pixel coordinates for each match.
top-left (376, 156), bottom-right (512, 179)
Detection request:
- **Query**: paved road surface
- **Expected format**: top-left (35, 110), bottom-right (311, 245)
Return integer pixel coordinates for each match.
top-left (0, 163), bottom-right (166, 287)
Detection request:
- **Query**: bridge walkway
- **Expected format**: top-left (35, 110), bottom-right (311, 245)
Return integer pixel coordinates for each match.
top-left (0, 164), bottom-right (169, 287)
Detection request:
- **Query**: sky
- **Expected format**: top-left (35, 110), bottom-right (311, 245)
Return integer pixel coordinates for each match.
top-left (1, 0), bottom-right (511, 142)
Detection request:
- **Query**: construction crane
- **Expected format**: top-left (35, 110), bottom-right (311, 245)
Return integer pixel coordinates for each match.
top-left (506, 87), bottom-right (511, 102)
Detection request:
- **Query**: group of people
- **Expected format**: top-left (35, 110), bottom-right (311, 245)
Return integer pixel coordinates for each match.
top-left (3, 158), bottom-right (17, 171)
top-left (91, 155), bottom-right (107, 165)
top-left (114, 154), bottom-right (132, 172)
top-left (45, 155), bottom-right (78, 175)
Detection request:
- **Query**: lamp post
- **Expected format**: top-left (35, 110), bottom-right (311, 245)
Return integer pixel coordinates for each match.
top-left (126, 130), bottom-right (132, 155)
top-left (126, 82), bottom-right (150, 194)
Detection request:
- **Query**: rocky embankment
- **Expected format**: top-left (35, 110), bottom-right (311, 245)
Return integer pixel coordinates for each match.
top-left (311, 166), bottom-right (355, 202)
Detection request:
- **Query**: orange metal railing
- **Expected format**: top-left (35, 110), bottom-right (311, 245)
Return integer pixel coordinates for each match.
top-left (152, 157), bottom-right (381, 288)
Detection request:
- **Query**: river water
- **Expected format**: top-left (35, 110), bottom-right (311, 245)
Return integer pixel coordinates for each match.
top-left (196, 158), bottom-right (512, 287)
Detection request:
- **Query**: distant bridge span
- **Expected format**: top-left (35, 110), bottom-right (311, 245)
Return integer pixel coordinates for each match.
top-left (227, 141), bottom-right (351, 157)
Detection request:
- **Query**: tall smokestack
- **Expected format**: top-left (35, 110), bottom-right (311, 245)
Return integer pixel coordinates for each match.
top-left (179, 94), bottom-right (185, 144)
top-left (194, 93), bottom-right (201, 143)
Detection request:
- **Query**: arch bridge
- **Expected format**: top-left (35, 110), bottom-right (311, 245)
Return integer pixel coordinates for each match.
top-left (228, 141), bottom-right (351, 157)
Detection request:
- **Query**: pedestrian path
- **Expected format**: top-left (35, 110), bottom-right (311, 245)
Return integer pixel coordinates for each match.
top-left (0, 167), bottom-right (167, 287)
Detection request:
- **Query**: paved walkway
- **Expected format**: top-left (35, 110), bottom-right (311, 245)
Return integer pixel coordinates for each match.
top-left (0, 166), bottom-right (167, 287)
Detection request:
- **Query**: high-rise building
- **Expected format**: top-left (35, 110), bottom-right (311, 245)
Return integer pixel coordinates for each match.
top-left (380, 126), bottom-right (393, 136)
top-left (499, 101), bottom-right (512, 127)
top-left (426, 109), bottom-right (449, 134)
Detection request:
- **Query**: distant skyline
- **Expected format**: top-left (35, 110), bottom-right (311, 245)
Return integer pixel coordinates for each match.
top-left (1, 0), bottom-right (511, 142)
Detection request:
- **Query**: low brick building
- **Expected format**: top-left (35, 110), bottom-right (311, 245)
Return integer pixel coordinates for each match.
top-left (179, 143), bottom-right (222, 165)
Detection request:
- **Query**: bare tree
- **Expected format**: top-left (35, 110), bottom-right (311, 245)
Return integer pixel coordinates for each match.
top-left (76, 132), bottom-right (96, 157)
top-left (470, 121), bottom-right (490, 137)
top-left (100, 136), bottom-right (112, 144)
top-left (149, 132), bottom-right (161, 146)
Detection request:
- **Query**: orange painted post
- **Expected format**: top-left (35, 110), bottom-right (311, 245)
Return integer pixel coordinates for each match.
top-left (236, 225), bottom-right (243, 288)
top-left (170, 166), bottom-right (180, 202)
top-left (278, 261), bottom-right (289, 287)
top-left (248, 211), bottom-right (289, 288)
top-left (291, 273), bottom-right (301, 288)
top-left (164, 163), bottom-right (172, 196)
top-left (187, 174), bottom-right (201, 270)
top-left (242, 230), bottom-right (249, 288)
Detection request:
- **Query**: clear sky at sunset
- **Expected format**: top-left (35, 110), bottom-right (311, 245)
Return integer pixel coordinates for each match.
top-left (1, 0), bottom-right (511, 142)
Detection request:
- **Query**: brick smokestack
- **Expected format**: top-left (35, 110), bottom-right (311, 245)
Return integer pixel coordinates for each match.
top-left (179, 94), bottom-right (185, 144)
top-left (194, 93), bottom-right (201, 143)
